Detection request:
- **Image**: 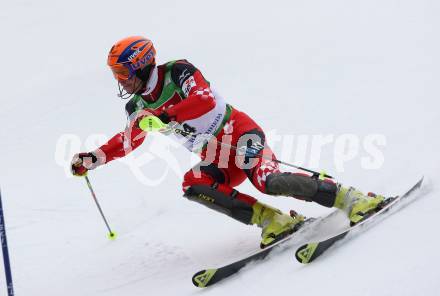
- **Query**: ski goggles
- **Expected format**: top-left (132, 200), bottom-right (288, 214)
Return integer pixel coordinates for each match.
top-left (110, 63), bottom-right (135, 81)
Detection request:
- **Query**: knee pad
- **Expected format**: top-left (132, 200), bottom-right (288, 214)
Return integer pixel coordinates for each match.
top-left (312, 180), bottom-right (338, 207)
top-left (266, 173), bottom-right (318, 197)
top-left (266, 172), bottom-right (337, 207)
top-left (184, 185), bottom-right (254, 225)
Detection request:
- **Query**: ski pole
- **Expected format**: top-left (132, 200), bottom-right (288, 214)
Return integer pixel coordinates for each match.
top-left (84, 176), bottom-right (117, 240)
top-left (0, 188), bottom-right (14, 296)
top-left (138, 116), bottom-right (333, 179)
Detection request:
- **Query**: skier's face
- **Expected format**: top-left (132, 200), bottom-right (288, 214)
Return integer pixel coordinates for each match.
top-left (118, 76), bottom-right (143, 94)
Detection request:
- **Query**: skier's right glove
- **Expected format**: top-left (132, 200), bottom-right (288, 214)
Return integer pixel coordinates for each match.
top-left (71, 152), bottom-right (100, 177)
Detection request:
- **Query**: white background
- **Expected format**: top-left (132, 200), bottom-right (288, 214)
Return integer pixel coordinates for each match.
top-left (1, 0), bottom-right (439, 295)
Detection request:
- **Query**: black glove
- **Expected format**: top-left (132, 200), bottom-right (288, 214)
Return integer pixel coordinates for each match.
top-left (71, 152), bottom-right (99, 176)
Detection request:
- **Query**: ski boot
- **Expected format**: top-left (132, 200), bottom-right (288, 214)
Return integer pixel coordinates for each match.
top-left (334, 186), bottom-right (385, 226)
top-left (251, 202), bottom-right (305, 248)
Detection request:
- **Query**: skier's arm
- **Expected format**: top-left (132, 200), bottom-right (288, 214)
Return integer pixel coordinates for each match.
top-left (92, 124), bottom-right (146, 164)
top-left (88, 99), bottom-right (150, 165)
top-left (92, 117), bottom-right (146, 165)
top-left (160, 60), bottom-right (216, 123)
top-left (71, 107), bottom-right (147, 176)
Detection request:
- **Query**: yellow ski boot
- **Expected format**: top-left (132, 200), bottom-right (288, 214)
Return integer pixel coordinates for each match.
top-left (334, 186), bottom-right (385, 225)
top-left (252, 202), bottom-right (305, 248)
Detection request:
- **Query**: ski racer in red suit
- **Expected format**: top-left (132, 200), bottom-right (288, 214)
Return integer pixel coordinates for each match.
top-left (71, 36), bottom-right (384, 248)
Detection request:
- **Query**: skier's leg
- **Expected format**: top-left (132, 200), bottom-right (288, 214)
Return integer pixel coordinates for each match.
top-left (265, 172), bottom-right (338, 207)
top-left (230, 112), bottom-right (384, 223)
top-left (182, 162), bottom-right (304, 247)
top-left (182, 163), bottom-right (255, 225)
top-left (185, 108), bottom-right (304, 246)
top-left (233, 127), bottom-right (338, 207)
top-left (265, 170), bottom-right (385, 224)
top-left (243, 140), bottom-right (384, 222)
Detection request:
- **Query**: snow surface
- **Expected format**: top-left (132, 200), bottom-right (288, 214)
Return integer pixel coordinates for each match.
top-left (1, 0), bottom-right (440, 295)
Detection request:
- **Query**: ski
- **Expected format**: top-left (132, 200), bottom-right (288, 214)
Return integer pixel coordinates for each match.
top-left (191, 210), bottom-right (342, 288)
top-left (295, 177), bottom-right (424, 264)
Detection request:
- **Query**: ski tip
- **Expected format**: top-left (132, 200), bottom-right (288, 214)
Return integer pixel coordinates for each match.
top-left (295, 243), bottom-right (318, 264)
top-left (419, 175), bottom-right (425, 186)
top-left (192, 269), bottom-right (217, 288)
top-left (406, 176), bottom-right (425, 195)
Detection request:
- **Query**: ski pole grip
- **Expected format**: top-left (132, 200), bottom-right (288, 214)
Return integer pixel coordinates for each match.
top-left (138, 116), bottom-right (167, 132)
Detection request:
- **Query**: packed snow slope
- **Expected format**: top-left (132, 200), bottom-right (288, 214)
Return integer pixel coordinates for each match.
top-left (1, 0), bottom-right (439, 295)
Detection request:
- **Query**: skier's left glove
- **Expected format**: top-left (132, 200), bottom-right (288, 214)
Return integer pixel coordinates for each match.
top-left (71, 152), bottom-right (100, 177)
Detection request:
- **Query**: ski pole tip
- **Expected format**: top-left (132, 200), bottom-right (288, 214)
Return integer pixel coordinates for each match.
top-left (108, 231), bottom-right (117, 240)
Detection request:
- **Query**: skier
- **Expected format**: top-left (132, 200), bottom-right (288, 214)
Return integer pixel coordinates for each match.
top-left (71, 36), bottom-right (384, 248)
